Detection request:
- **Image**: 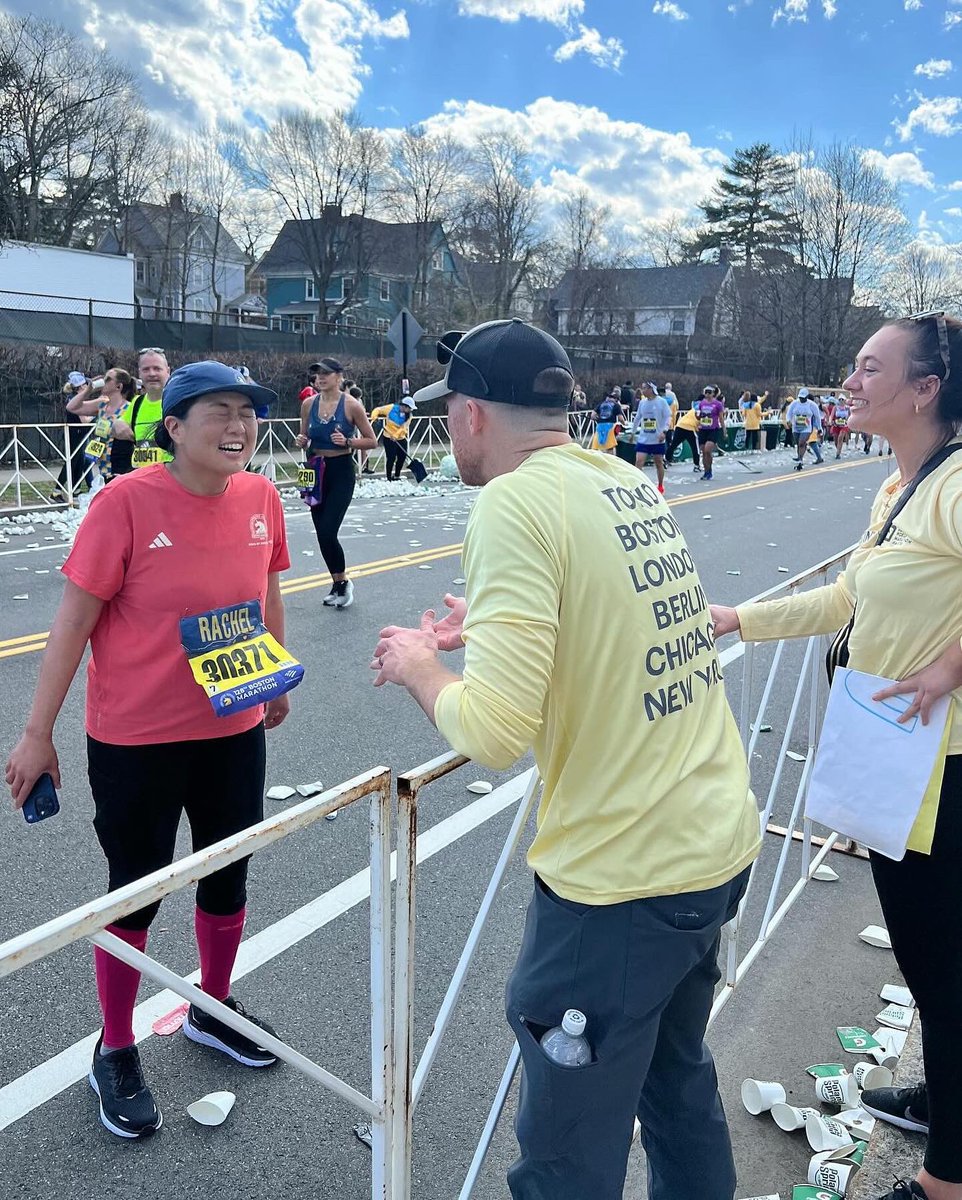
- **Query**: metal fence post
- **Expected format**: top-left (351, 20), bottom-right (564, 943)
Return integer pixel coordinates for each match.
top-left (369, 772), bottom-right (395, 1200)
top-left (87, 298), bottom-right (94, 347)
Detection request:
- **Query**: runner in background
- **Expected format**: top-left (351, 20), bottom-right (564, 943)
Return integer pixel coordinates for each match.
top-left (295, 357), bottom-right (378, 609)
top-left (111, 348), bottom-right (173, 475)
top-left (786, 388), bottom-right (824, 471)
top-left (67, 369), bottom-right (137, 485)
top-left (630, 381), bottom-right (672, 494)
top-left (830, 393), bottom-right (853, 458)
top-left (370, 393), bottom-right (416, 481)
top-left (349, 385), bottom-right (377, 475)
top-left (695, 385), bottom-right (725, 481)
top-left (5, 361), bottom-right (297, 1142)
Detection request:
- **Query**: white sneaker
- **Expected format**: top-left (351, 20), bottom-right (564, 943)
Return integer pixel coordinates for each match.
top-left (322, 585), bottom-right (339, 606)
top-left (334, 580), bottom-right (354, 608)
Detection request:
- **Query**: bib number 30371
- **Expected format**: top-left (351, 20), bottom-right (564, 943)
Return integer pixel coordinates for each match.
top-left (180, 599), bottom-right (304, 717)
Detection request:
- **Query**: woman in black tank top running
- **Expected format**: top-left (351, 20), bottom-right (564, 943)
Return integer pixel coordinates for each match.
top-left (296, 357), bottom-right (377, 609)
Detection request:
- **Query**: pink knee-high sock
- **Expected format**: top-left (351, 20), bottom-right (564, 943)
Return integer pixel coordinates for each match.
top-left (195, 906), bottom-right (246, 1001)
top-left (95, 925), bottom-right (149, 1050)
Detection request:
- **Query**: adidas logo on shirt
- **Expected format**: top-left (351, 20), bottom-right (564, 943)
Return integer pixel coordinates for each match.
top-left (148, 532), bottom-right (173, 549)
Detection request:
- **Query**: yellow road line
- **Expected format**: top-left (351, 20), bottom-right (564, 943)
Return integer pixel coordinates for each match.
top-left (0, 456), bottom-right (882, 660)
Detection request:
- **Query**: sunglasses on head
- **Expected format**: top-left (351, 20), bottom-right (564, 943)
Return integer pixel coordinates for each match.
top-left (436, 330), bottom-right (490, 397)
top-left (138, 346), bottom-right (166, 357)
top-left (908, 310), bottom-right (951, 389)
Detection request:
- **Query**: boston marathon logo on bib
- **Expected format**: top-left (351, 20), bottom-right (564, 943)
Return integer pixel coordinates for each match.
top-left (180, 599), bottom-right (304, 717)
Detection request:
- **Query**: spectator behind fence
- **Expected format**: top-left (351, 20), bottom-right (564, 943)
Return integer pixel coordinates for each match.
top-left (52, 373), bottom-right (94, 503)
top-left (712, 313), bottom-right (962, 1200)
top-left (110, 348), bottom-right (172, 474)
top-left (371, 318), bottom-right (760, 1200)
top-left (66, 368), bottom-right (137, 485)
top-left (739, 390), bottom-right (762, 451)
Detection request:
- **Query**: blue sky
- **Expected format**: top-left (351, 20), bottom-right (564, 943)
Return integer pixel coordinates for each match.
top-left (10, 0), bottom-right (962, 243)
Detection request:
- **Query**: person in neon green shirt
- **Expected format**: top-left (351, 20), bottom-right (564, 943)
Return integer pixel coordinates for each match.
top-left (370, 318), bottom-right (759, 1200)
top-left (712, 314), bottom-right (962, 1200)
top-left (111, 348), bottom-right (173, 471)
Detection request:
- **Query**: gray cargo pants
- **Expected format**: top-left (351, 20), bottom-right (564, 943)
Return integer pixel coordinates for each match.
top-left (505, 867), bottom-right (750, 1200)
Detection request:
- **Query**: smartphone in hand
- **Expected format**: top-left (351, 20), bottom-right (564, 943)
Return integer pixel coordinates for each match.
top-left (22, 773), bottom-right (60, 824)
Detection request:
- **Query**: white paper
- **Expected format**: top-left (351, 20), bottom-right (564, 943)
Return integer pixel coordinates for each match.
top-left (805, 668), bottom-right (951, 860)
top-left (880, 984), bottom-right (914, 1008)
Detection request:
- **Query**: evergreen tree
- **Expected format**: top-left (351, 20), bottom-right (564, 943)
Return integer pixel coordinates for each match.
top-left (684, 143), bottom-right (795, 271)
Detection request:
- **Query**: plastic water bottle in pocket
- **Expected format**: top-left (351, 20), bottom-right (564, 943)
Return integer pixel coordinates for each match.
top-left (540, 1009), bottom-right (591, 1067)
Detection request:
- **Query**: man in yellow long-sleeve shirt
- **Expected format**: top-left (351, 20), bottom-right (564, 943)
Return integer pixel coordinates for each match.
top-left (370, 395), bottom-right (415, 481)
top-left (371, 318), bottom-right (759, 1200)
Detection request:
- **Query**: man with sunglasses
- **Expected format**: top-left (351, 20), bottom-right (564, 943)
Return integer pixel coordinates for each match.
top-left (371, 318), bottom-right (759, 1200)
top-left (110, 348), bottom-right (172, 473)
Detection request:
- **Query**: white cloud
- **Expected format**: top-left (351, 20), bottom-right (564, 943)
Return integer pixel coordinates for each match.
top-left (948, 179), bottom-right (962, 189)
top-left (946, 11), bottom-right (962, 28)
top-left (945, 206), bottom-right (962, 216)
top-left (862, 148), bottom-right (935, 189)
top-left (422, 96), bottom-right (728, 233)
top-left (904, 0), bottom-right (921, 9)
top-left (915, 59), bottom-right (954, 78)
top-left (773, 0), bottom-right (809, 22)
top-left (652, 1), bottom-right (689, 19)
top-left (896, 95), bottom-right (962, 140)
top-left (554, 25), bottom-right (625, 69)
top-left (457, 0), bottom-right (584, 22)
top-left (822, 0), bottom-right (837, 15)
top-left (8, 0), bottom-right (409, 128)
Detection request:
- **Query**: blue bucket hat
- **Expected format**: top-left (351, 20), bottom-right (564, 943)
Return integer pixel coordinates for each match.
top-left (162, 361), bottom-right (277, 420)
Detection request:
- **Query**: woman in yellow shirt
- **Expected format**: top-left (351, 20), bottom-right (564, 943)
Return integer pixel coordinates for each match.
top-left (667, 404), bottom-right (701, 471)
top-left (713, 314), bottom-right (962, 1200)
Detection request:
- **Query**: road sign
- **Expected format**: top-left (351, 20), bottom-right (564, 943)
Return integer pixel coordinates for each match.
top-left (386, 309), bottom-right (423, 371)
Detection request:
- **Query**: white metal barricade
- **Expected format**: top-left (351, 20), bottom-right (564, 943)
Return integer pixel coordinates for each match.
top-left (0, 766), bottom-right (396, 1200)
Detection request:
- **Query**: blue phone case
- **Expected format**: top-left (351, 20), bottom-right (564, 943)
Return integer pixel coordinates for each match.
top-left (22, 773), bottom-right (60, 823)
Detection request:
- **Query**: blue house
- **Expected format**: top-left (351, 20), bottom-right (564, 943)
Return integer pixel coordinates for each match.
top-left (256, 213), bottom-right (459, 335)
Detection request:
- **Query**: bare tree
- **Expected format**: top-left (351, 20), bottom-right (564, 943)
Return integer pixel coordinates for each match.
top-left (452, 132), bottom-right (545, 319)
top-left (0, 15), bottom-right (145, 246)
top-left (243, 110), bottom-right (387, 325)
top-left (886, 243), bottom-right (962, 315)
top-left (382, 126), bottom-right (468, 308)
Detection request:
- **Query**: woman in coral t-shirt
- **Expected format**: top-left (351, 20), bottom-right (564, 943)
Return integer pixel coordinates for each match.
top-left (5, 361), bottom-right (299, 1142)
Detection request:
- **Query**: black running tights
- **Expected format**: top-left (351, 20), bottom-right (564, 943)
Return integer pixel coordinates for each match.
top-left (310, 453), bottom-right (355, 576)
top-left (384, 438), bottom-right (408, 481)
top-left (869, 754), bottom-right (962, 1181)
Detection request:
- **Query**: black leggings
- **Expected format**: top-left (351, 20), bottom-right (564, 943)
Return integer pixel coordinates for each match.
top-left (57, 425), bottom-right (92, 493)
top-left (88, 723), bottom-right (266, 931)
top-left (870, 754), bottom-right (962, 1181)
top-left (668, 428), bottom-right (698, 463)
top-left (384, 437), bottom-right (408, 481)
top-left (744, 429), bottom-right (760, 451)
top-left (310, 453), bottom-right (356, 576)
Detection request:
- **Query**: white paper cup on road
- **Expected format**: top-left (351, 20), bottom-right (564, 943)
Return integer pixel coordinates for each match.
top-left (808, 1151), bottom-right (859, 1195)
top-left (853, 1061), bottom-right (893, 1091)
top-left (187, 1090), bottom-right (236, 1126)
top-left (806, 1114), bottom-right (855, 1152)
top-left (815, 1073), bottom-right (860, 1108)
top-left (742, 1078), bottom-right (786, 1115)
top-left (772, 1102), bottom-right (820, 1131)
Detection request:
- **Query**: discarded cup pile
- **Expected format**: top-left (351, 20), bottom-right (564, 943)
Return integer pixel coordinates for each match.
top-left (738, 959), bottom-right (915, 1200)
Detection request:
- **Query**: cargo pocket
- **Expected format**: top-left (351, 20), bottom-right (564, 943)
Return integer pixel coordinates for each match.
top-left (511, 1013), bottom-right (604, 1163)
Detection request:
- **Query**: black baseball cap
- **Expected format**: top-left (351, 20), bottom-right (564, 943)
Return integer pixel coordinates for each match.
top-left (413, 318), bottom-right (574, 409)
top-left (309, 357), bottom-right (344, 375)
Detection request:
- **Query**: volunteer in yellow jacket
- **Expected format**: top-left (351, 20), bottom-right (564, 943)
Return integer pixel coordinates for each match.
top-left (370, 318), bottom-right (760, 1200)
top-left (370, 395), bottom-right (415, 481)
top-left (712, 314), bottom-right (962, 1200)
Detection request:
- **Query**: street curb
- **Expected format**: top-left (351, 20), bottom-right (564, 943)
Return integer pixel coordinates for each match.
top-left (850, 1013), bottom-right (926, 1198)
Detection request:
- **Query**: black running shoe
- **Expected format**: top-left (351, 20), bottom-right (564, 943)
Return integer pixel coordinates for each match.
top-left (861, 1083), bottom-right (929, 1133)
top-left (875, 1180), bottom-right (928, 1200)
top-left (88, 1034), bottom-right (162, 1139)
top-left (322, 583), bottom-right (339, 607)
top-left (183, 995), bottom-right (278, 1067)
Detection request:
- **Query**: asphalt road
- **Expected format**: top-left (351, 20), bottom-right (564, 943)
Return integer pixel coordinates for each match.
top-left (0, 442), bottom-right (909, 1200)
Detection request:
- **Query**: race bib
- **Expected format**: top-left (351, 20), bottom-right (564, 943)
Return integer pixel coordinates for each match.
top-left (132, 445), bottom-right (165, 467)
top-left (180, 599), bottom-right (304, 717)
top-left (835, 413), bottom-right (848, 427)
top-left (794, 417), bottom-right (810, 431)
top-left (93, 416), bottom-right (112, 438)
top-left (297, 466), bottom-right (316, 489)
top-left (85, 438), bottom-right (108, 460)
top-left (699, 415), bottom-right (713, 428)
top-left (642, 418), bottom-right (657, 432)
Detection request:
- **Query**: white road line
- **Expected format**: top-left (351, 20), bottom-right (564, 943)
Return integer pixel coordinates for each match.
top-left (719, 643), bottom-right (746, 668)
top-left (0, 769), bottom-right (534, 1133)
